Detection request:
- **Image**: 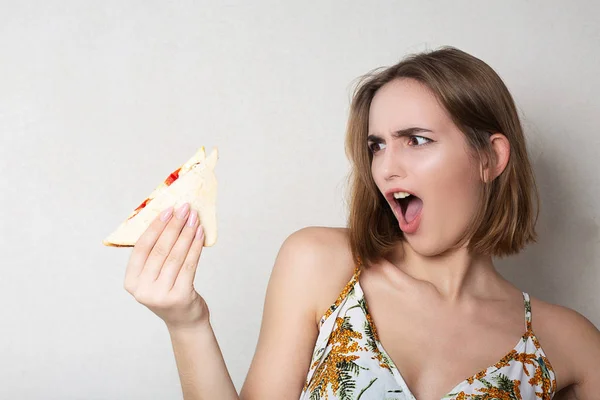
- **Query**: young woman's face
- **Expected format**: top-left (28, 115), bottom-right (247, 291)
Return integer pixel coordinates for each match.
top-left (368, 78), bottom-right (483, 257)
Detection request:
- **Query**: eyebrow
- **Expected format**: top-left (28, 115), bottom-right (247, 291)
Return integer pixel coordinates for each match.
top-left (367, 127), bottom-right (434, 142)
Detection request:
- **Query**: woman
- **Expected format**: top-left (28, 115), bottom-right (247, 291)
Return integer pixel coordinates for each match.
top-left (123, 47), bottom-right (600, 399)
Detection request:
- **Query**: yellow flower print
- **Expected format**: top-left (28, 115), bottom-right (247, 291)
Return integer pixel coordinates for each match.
top-left (307, 316), bottom-right (365, 399)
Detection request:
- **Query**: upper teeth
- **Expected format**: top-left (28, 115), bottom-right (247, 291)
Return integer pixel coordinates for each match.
top-left (393, 192), bottom-right (411, 199)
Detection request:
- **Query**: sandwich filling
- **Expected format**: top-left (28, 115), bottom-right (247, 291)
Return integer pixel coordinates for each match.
top-left (103, 146), bottom-right (218, 248)
top-left (127, 163), bottom-right (197, 221)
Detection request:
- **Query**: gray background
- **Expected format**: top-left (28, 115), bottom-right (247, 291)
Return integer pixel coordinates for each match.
top-left (1, 1), bottom-right (598, 399)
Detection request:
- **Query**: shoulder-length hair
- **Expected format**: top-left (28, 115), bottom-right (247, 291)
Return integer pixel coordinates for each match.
top-left (345, 46), bottom-right (539, 267)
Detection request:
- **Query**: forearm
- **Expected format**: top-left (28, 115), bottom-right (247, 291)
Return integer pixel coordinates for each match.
top-left (168, 321), bottom-right (239, 400)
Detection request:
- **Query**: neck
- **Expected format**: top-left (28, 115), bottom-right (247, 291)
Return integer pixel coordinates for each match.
top-left (386, 241), bottom-right (499, 301)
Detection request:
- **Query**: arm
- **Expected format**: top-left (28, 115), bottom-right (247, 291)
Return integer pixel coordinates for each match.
top-left (124, 205), bottom-right (240, 400)
top-left (169, 227), bottom-right (325, 400)
top-left (169, 322), bottom-right (239, 400)
top-left (548, 307), bottom-right (600, 399)
top-left (125, 203), bottom-right (328, 399)
top-left (568, 312), bottom-right (600, 399)
top-left (239, 227), bottom-right (329, 398)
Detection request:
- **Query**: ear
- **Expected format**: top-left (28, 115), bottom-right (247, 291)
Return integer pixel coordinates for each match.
top-left (480, 133), bottom-right (510, 183)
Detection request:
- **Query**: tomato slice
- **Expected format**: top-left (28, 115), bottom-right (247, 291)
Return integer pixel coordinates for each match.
top-left (164, 167), bottom-right (181, 186)
top-left (127, 167), bottom-right (183, 221)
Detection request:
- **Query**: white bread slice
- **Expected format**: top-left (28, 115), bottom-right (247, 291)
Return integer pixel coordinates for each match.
top-left (103, 147), bottom-right (218, 247)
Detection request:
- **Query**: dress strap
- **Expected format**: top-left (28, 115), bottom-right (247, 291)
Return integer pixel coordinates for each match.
top-left (318, 264), bottom-right (362, 326)
top-left (522, 292), bottom-right (532, 331)
top-left (354, 264), bottom-right (362, 278)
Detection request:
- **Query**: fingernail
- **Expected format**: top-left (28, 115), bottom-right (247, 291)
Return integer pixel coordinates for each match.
top-left (160, 207), bottom-right (173, 221)
top-left (176, 203), bottom-right (190, 219)
top-left (195, 225), bottom-right (204, 240)
top-left (187, 210), bottom-right (197, 227)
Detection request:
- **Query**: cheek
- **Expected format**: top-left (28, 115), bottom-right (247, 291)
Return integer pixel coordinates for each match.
top-left (421, 150), bottom-right (481, 224)
top-left (370, 158), bottom-right (385, 190)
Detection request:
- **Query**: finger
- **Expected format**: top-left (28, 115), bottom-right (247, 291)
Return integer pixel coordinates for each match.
top-left (156, 208), bottom-right (200, 290)
top-left (141, 203), bottom-right (191, 282)
top-left (125, 205), bottom-right (174, 288)
top-left (172, 224), bottom-right (205, 292)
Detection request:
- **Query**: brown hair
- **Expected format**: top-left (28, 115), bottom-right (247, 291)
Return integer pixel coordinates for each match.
top-left (345, 46), bottom-right (539, 267)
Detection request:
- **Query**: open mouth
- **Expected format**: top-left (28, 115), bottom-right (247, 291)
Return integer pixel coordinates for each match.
top-left (394, 193), bottom-right (423, 224)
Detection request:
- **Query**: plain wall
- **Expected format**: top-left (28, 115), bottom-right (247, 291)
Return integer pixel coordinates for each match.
top-left (1, 1), bottom-right (599, 398)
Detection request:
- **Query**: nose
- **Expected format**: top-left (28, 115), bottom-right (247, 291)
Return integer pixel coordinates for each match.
top-left (381, 143), bottom-right (407, 181)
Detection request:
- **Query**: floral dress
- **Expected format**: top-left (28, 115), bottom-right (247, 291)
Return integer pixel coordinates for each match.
top-left (299, 266), bottom-right (557, 400)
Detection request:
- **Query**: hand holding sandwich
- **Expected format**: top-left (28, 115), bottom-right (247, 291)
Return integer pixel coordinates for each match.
top-left (122, 203), bottom-right (238, 399)
top-left (123, 202), bottom-right (209, 330)
top-left (104, 146), bottom-right (219, 329)
top-left (105, 147), bottom-right (239, 399)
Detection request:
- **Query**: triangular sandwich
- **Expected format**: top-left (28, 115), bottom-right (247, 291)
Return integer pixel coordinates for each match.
top-left (103, 146), bottom-right (218, 247)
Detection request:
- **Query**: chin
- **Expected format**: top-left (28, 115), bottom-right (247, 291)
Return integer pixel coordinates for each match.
top-left (401, 229), bottom-right (456, 258)
top-left (404, 240), bottom-right (446, 257)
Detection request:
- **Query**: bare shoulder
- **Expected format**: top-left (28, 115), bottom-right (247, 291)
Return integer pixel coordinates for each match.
top-left (529, 296), bottom-right (600, 394)
top-left (274, 226), bottom-right (357, 324)
top-left (531, 296), bottom-right (600, 349)
top-left (240, 226), bottom-right (357, 398)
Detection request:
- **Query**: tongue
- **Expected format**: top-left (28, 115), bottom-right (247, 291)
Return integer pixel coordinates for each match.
top-left (404, 197), bottom-right (423, 223)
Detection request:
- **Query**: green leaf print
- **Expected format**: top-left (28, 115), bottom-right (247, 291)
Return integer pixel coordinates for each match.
top-left (495, 373), bottom-right (514, 392)
top-left (309, 382), bottom-right (324, 400)
top-left (337, 364), bottom-right (357, 400)
top-left (356, 378), bottom-right (378, 400)
top-left (341, 316), bottom-right (355, 332)
top-left (538, 356), bottom-right (551, 380)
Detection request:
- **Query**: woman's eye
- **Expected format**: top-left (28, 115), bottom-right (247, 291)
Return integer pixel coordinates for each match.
top-left (409, 135), bottom-right (431, 146)
top-left (368, 142), bottom-right (386, 153)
